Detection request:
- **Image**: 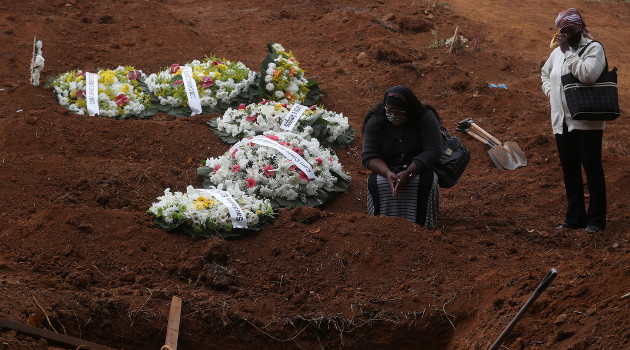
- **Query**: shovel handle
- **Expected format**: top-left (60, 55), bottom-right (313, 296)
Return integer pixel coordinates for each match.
top-left (470, 122), bottom-right (503, 146)
top-left (488, 268), bottom-right (558, 350)
top-left (462, 129), bottom-right (495, 147)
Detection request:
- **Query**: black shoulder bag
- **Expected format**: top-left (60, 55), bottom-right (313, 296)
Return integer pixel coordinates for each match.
top-left (433, 124), bottom-right (470, 188)
top-left (560, 41), bottom-right (620, 121)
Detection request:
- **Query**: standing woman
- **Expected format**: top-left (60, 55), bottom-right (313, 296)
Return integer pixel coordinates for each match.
top-left (541, 8), bottom-right (607, 233)
top-left (361, 86), bottom-right (442, 228)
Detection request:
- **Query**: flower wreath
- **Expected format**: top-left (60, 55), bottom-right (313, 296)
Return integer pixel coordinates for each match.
top-left (144, 56), bottom-right (260, 116)
top-left (208, 100), bottom-right (355, 148)
top-left (47, 66), bottom-right (157, 119)
top-left (197, 132), bottom-right (351, 208)
top-left (259, 41), bottom-right (320, 106)
top-left (148, 185), bottom-right (275, 238)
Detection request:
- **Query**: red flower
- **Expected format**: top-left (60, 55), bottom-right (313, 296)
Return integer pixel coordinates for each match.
top-left (127, 70), bottom-right (141, 80)
top-left (316, 157), bottom-right (323, 165)
top-left (246, 178), bottom-right (257, 188)
top-left (280, 141), bottom-right (291, 147)
top-left (75, 89), bottom-right (86, 100)
top-left (213, 164), bottom-right (221, 174)
top-left (115, 93), bottom-right (130, 106)
top-left (290, 165), bottom-right (298, 172)
top-left (173, 80), bottom-right (183, 86)
top-left (263, 165), bottom-right (275, 178)
top-left (299, 171), bottom-right (312, 182)
top-left (231, 148), bottom-right (239, 159)
top-left (238, 103), bottom-right (246, 110)
top-left (292, 147), bottom-right (304, 156)
top-left (265, 134), bottom-right (279, 141)
top-left (211, 60), bottom-right (223, 66)
top-left (200, 76), bottom-right (214, 88)
top-left (245, 115), bottom-right (258, 123)
top-left (232, 164), bottom-right (241, 173)
top-left (170, 64), bottom-right (180, 74)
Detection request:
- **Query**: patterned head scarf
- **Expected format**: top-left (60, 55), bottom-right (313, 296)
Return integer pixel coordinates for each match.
top-left (555, 8), bottom-right (593, 39)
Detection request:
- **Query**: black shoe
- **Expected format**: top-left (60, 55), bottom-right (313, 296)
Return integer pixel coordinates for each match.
top-left (584, 226), bottom-right (602, 234)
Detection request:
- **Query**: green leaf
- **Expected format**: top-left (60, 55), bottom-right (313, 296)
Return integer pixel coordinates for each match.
top-left (303, 79), bottom-right (321, 106)
top-left (44, 75), bottom-right (58, 89)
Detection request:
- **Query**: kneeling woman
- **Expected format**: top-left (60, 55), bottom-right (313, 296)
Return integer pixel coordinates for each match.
top-left (361, 86), bottom-right (442, 228)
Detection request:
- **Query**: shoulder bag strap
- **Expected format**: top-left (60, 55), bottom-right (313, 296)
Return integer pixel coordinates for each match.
top-left (577, 40), bottom-right (608, 71)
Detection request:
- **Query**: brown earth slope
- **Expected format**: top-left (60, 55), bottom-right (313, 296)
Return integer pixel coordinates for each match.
top-left (0, 0), bottom-right (629, 349)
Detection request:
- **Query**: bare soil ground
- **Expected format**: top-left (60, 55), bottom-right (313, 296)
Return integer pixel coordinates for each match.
top-left (0, 0), bottom-right (629, 349)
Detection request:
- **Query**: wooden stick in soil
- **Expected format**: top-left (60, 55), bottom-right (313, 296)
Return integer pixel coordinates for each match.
top-left (0, 317), bottom-right (115, 350)
top-left (163, 296), bottom-right (182, 350)
top-left (449, 26), bottom-right (459, 54)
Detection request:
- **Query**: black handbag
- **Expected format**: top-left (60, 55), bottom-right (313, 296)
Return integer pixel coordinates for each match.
top-left (561, 41), bottom-right (620, 121)
top-left (433, 125), bottom-right (470, 188)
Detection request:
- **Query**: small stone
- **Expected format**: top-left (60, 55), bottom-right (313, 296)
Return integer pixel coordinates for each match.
top-left (121, 271), bottom-right (137, 282)
top-left (357, 52), bottom-right (367, 60)
top-left (382, 13), bottom-right (395, 21)
top-left (554, 313), bottom-right (567, 324)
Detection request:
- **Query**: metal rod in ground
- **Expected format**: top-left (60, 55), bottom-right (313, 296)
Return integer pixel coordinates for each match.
top-left (487, 268), bottom-right (558, 350)
top-left (0, 316), bottom-right (115, 350)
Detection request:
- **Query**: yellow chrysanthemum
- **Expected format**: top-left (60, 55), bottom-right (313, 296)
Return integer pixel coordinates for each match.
top-left (100, 70), bottom-right (116, 84)
top-left (194, 197), bottom-right (215, 209)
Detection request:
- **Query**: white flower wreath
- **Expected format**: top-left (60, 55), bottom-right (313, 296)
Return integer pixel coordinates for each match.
top-left (259, 41), bottom-right (320, 106)
top-left (48, 66), bottom-right (157, 119)
top-left (197, 132), bottom-right (350, 208)
top-left (208, 100), bottom-right (355, 148)
top-left (144, 57), bottom-right (259, 115)
top-left (148, 185), bottom-right (274, 238)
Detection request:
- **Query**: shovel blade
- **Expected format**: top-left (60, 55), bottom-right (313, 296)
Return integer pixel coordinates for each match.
top-left (488, 146), bottom-right (519, 170)
top-left (503, 141), bottom-right (527, 166)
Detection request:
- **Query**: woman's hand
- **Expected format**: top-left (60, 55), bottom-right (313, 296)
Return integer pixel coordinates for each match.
top-left (386, 171), bottom-right (399, 196)
top-left (392, 170), bottom-right (412, 197)
top-left (556, 33), bottom-right (569, 53)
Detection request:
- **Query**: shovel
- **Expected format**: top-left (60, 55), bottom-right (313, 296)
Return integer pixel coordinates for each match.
top-left (455, 125), bottom-right (518, 170)
top-left (488, 268), bottom-right (558, 350)
top-left (458, 118), bottom-right (527, 168)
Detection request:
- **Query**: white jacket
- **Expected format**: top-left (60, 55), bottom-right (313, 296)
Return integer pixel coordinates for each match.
top-left (541, 36), bottom-right (607, 134)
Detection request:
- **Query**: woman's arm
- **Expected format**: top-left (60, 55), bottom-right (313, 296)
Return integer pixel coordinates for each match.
top-left (410, 110), bottom-right (442, 173)
top-left (362, 112), bottom-right (399, 195)
top-left (566, 42), bottom-right (606, 84)
top-left (541, 53), bottom-right (554, 98)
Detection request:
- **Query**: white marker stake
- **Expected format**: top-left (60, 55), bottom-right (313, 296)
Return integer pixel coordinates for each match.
top-left (181, 66), bottom-right (202, 116)
top-left (280, 104), bottom-right (308, 131)
top-left (86, 72), bottom-right (99, 116)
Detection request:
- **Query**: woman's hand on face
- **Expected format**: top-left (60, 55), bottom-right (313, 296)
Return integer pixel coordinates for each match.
top-left (557, 33), bottom-right (569, 53)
